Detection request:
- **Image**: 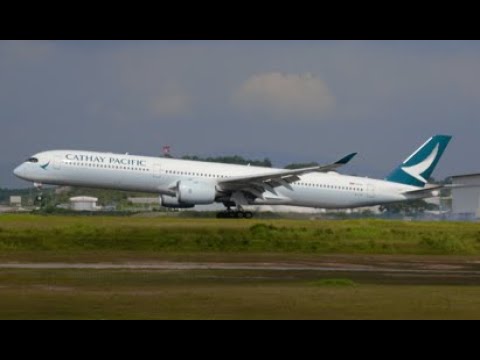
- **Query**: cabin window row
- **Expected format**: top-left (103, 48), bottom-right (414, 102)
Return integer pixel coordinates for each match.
top-left (297, 182), bottom-right (364, 192)
top-left (66, 162), bottom-right (150, 172)
top-left (165, 170), bottom-right (226, 178)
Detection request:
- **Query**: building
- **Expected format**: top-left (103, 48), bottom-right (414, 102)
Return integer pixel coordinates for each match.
top-left (127, 197), bottom-right (159, 205)
top-left (451, 173), bottom-right (480, 220)
top-left (127, 197), bottom-right (159, 211)
top-left (9, 196), bottom-right (21, 207)
top-left (69, 196), bottom-right (100, 212)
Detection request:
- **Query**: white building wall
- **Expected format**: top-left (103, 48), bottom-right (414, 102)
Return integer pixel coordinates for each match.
top-left (451, 175), bottom-right (480, 217)
top-left (69, 197), bottom-right (98, 212)
top-left (71, 201), bottom-right (96, 211)
top-left (10, 196), bottom-right (22, 206)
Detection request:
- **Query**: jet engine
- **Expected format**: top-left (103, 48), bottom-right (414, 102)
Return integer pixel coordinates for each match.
top-left (160, 180), bottom-right (216, 208)
top-left (178, 179), bottom-right (216, 204)
top-left (160, 195), bottom-right (195, 208)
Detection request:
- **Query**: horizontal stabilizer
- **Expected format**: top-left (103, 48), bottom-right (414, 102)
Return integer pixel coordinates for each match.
top-left (402, 185), bottom-right (443, 195)
top-left (403, 183), bottom-right (480, 196)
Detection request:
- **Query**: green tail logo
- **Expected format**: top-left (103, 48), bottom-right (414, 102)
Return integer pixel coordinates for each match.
top-left (386, 135), bottom-right (452, 187)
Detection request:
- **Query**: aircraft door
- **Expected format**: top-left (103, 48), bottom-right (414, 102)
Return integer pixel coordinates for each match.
top-left (53, 156), bottom-right (62, 170)
top-left (153, 163), bottom-right (162, 178)
top-left (367, 184), bottom-right (375, 198)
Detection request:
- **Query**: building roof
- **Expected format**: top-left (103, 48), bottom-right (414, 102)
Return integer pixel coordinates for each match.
top-left (69, 196), bottom-right (98, 202)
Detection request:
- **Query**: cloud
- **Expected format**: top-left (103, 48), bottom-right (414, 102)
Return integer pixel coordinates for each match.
top-left (0, 40), bottom-right (56, 65)
top-left (149, 93), bottom-right (190, 117)
top-left (233, 72), bottom-right (335, 117)
top-left (4, 41), bottom-right (480, 188)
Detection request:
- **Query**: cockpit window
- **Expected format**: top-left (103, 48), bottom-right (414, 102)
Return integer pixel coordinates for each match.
top-left (26, 157), bottom-right (38, 163)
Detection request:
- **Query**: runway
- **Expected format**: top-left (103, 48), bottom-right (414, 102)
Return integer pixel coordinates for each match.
top-left (3, 256), bottom-right (480, 318)
top-left (2, 259), bottom-right (480, 276)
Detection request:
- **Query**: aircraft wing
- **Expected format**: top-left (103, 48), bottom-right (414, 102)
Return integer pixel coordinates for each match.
top-left (217, 153), bottom-right (357, 197)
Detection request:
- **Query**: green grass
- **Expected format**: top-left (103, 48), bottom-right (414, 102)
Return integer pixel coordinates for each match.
top-left (3, 215), bottom-right (480, 319)
top-left (1, 269), bottom-right (480, 319)
top-left (310, 278), bottom-right (357, 287)
top-left (1, 214), bottom-right (480, 255)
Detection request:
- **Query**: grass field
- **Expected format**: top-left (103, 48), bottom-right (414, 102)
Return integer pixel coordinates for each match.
top-left (1, 269), bottom-right (480, 319)
top-left (2, 214), bottom-right (480, 319)
top-left (1, 214), bottom-right (480, 256)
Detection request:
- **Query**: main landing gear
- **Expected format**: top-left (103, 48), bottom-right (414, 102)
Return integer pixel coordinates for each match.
top-left (216, 210), bottom-right (253, 219)
top-left (216, 204), bottom-right (253, 219)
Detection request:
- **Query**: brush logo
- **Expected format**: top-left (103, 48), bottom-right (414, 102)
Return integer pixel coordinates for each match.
top-left (401, 144), bottom-right (439, 184)
top-left (40, 161), bottom-right (50, 170)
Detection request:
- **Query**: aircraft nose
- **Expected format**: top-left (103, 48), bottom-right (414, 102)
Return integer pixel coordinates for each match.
top-left (13, 165), bottom-right (24, 178)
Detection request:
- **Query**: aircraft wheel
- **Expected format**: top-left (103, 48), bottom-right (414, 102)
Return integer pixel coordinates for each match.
top-left (217, 211), bottom-right (252, 219)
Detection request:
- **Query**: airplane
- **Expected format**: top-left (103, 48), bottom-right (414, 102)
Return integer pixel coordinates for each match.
top-left (13, 135), bottom-right (451, 218)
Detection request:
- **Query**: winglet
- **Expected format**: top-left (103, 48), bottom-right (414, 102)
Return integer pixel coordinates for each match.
top-left (335, 153), bottom-right (357, 165)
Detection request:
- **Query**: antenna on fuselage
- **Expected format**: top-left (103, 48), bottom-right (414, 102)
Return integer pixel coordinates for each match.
top-left (162, 145), bottom-right (172, 158)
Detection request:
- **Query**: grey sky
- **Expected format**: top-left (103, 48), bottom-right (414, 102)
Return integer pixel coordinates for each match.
top-left (1, 40), bottom-right (480, 188)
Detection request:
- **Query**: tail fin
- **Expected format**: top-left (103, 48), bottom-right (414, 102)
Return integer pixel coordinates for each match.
top-left (386, 135), bottom-right (452, 187)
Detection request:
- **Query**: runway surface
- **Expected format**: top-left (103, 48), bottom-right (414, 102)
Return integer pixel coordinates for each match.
top-left (2, 259), bottom-right (480, 276)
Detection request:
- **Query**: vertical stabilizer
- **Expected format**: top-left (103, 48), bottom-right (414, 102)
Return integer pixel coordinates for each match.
top-left (385, 135), bottom-right (452, 187)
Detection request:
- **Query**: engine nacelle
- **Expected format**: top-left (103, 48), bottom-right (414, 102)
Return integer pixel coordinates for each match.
top-left (160, 195), bottom-right (194, 208)
top-left (178, 180), bottom-right (216, 205)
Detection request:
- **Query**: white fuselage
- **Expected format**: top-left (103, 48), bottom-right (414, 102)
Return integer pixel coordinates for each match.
top-left (13, 150), bottom-right (422, 209)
